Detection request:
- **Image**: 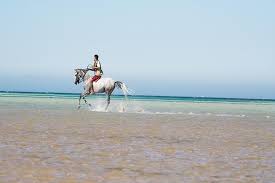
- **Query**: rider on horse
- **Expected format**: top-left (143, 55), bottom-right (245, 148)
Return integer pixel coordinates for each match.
top-left (88, 54), bottom-right (103, 93)
top-left (74, 55), bottom-right (129, 110)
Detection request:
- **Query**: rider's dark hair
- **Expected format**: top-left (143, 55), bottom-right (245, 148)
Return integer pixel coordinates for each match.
top-left (94, 54), bottom-right (99, 60)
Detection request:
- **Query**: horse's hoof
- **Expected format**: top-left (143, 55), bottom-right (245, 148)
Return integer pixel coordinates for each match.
top-left (77, 105), bottom-right (81, 110)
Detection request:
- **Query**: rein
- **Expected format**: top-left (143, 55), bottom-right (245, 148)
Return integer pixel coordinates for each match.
top-left (81, 69), bottom-right (89, 81)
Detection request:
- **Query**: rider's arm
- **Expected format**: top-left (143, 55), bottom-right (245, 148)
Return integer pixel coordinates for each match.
top-left (93, 61), bottom-right (101, 69)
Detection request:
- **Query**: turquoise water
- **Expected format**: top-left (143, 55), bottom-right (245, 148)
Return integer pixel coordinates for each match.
top-left (1, 91), bottom-right (275, 118)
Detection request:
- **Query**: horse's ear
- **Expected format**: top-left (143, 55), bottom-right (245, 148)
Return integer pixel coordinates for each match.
top-left (74, 69), bottom-right (80, 74)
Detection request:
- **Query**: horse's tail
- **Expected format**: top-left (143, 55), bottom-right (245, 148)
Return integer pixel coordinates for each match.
top-left (115, 81), bottom-right (130, 97)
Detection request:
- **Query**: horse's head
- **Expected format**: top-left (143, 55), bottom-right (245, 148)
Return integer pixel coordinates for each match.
top-left (74, 69), bottom-right (87, 85)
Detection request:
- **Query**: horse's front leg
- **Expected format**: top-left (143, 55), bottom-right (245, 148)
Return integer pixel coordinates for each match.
top-left (78, 86), bottom-right (91, 109)
top-left (83, 92), bottom-right (92, 107)
top-left (82, 83), bottom-right (93, 108)
top-left (78, 93), bottom-right (83, 109)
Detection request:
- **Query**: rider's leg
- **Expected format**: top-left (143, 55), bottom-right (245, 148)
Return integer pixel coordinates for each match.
top-left (90, 81), bottom-right (94, 93)
top-left (90, 75), bottom-right (100, 93)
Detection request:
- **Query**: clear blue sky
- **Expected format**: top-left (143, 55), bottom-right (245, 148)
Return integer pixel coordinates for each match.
top-left (0, 0), bottom-right (274, 98)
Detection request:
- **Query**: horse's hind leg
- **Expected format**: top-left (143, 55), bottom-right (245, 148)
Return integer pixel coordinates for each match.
top-left (105, 88), bottom-right (114, 111)
top-left (105, 94), bottom-right (111, 111)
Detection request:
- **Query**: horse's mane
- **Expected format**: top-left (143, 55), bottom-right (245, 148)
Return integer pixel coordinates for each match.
top-left (75, 68), bottom-right (91, 84)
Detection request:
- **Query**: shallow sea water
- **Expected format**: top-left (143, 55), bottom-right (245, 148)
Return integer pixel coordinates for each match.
top-left (0, 92), bottom-right (274, 118)
top-left (0, 92), bottom-right (275, 182)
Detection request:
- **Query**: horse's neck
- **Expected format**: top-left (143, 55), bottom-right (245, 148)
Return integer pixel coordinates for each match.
top-left (80, 69), bottom-right (89, 81)
top-left (84, 74), bottom-right (90, 81)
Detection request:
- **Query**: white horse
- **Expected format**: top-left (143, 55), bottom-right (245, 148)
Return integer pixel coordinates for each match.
top-left (74, 68), bottom-right (129, 110)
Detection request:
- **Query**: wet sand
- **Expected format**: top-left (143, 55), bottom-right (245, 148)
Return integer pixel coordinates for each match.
top-left (0, 108), bottom-right (275, 183)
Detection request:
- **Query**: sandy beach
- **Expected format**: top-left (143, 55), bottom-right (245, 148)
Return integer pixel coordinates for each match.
top-left (0, 108), bottom-right (274, 183)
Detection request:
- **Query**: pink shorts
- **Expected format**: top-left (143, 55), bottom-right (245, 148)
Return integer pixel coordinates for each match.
top-left (89, 75), bottom-right (101, 83)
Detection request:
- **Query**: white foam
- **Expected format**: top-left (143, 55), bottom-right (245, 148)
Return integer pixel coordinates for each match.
top-left (215, 114), bottom-right (246, 118)
top-left (118, 102), bottom-right (126, 113)
top-left (82, 98), bottom-right (271, 119)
